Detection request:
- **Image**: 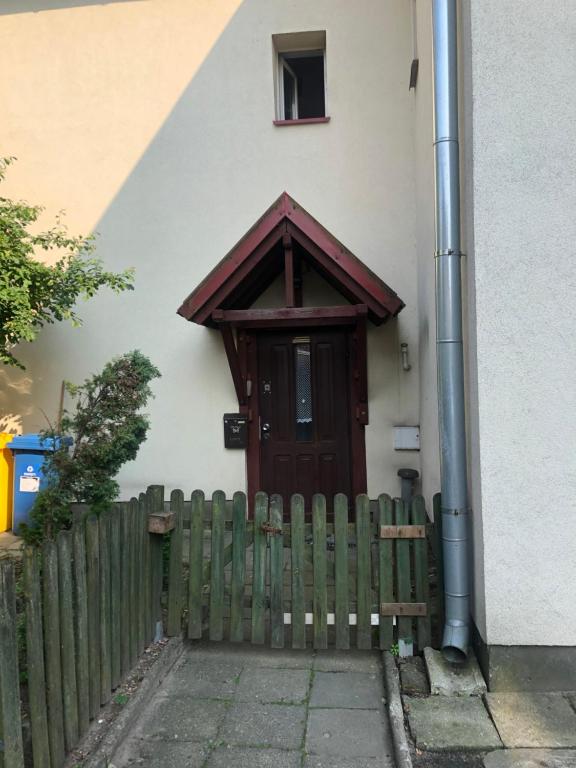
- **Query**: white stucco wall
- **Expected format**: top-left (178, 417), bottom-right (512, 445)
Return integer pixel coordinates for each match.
top-left (0, 0), bottom-right (423, 501)
top-left (463, 0), bottom-right (576, 646)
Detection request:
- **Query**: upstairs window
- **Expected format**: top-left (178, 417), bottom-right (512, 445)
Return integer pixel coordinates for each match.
top-left (273, 31), bottom-right (328, 124)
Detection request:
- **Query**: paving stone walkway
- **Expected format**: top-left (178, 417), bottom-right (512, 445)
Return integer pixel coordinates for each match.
top-left (112, 643), bottom-right (395, 768)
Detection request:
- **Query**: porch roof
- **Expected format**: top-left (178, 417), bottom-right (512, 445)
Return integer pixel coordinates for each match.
top-left (177, 192), bottom-right (405, 327)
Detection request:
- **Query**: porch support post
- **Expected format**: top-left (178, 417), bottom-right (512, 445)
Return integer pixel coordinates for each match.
top-left (218, 323), bottom-right (246, 406)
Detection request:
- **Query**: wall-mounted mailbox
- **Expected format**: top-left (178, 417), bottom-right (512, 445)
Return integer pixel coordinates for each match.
top-left (224, 413), bottom-right (248, 449)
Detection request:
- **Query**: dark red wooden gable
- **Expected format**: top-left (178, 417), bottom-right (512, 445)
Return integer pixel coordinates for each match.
top-left (177, 192), bottom-right (405, 326)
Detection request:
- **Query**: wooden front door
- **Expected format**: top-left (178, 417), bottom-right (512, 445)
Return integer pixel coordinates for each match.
top-left (257, 329), bottom-right (352, 513)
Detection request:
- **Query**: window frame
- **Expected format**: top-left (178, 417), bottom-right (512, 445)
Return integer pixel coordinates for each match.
top-left (272, 31), bottom-right (329, 125)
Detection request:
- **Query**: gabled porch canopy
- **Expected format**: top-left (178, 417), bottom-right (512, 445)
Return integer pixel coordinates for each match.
top-left (177, 192), bottom-right (405, 326)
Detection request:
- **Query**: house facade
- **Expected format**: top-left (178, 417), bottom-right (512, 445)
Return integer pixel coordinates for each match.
top-left (1, 0), bottom-right (575, 688)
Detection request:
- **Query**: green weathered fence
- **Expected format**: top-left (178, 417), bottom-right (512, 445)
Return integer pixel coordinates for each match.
top-left (0, 485), bottom-right (166, 768)
top-left (164, 491), bottom-right (436, 653)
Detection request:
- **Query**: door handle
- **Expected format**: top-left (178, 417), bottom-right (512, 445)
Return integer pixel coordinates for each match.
top-left (261, 422), bottom-right (271, 440)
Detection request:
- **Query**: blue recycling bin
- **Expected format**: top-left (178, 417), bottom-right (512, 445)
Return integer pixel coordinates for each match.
top-left (9, 434), bottom-right (72, 534)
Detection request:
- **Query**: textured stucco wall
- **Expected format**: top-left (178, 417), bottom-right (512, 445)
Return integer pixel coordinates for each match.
top-left (0, 0), bottom-right (422, 500)
top-left (463, 0), bottom-right (576, 645)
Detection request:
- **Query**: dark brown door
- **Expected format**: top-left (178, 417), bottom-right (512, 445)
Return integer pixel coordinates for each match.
top-left (257, 329), bottom-right (351, 514)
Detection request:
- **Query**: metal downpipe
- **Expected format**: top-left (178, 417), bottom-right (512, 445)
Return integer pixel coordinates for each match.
top-left (432, 0), bottom-right (470, 663)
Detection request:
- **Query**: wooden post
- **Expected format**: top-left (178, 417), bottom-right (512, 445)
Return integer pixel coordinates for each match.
top-left (209, 490), bottom-right (226, 641)
top-left (99, 510), bottom-right (112, 705)
top-left (269, 494), bottom-right (284, 649)
top-left (73, 520), bottom-right (90, 737)
top-left (290, 494), bottom-right (306, 650)
top-left (395, 499), bottom-right (413, 654)
top-left (58, 530), bottom-right (79, 751)
top-left (0, 562), bottom-right (25, 768)
top-left (167, 489), bottom-right (184, 637)
top-left (188, 490), bottom-right (204, 640)
top-left (230, 492), bottom-right (247, 643)
top-left (120, 503), bottom-right (131, 676)
top-left (42, 540), bottom-right (66, 765)
top-left (334, 493), bottom-right (350, 650)
top-left (110, 512), bottom-right (121, 689)
top-left (85, 515), bottom-right (101, 721)
top-left (312, 494), bottom-right (328, 649)
top-left (23, 547), bottom-right (51, 767)
top-left (378, 494), bottom-right (394, 650)
top-left (356, 494), bottom-right (372, 649)
top-left (251, 492), bottom-right (267, 645)
top-left (412, 496), bottom-right (431, 650)
top-left (147, 485), bottom-right (165, 642)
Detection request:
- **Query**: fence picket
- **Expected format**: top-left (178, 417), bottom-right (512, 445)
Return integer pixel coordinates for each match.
top-left (110, 512), bottom-right (121, 689)
top-left (209, 490), bottom-right (226, 641)
top-left (334, 493), bottom-right (350, 650)
top-left (57, 530), bottom-right (79, 751)
top-left (356, 494), bottom-right (372, 650)
top-left (412, 495), bottom-right (431, 650)
top-left (85, 515), bottom-right (101, 721)
top-left (395, 498), bottom-right (413, 653)
top-left (378, 494), bottom-right (394, 650)
top-left (140, 493), bottom-right (152, 645)
top-left (147, 485), bottom-right (165, 641)
top-left (131, 497), bottom-right (143, 660)
top-left (99, 510), bottom-right (112, 705)
top-left (433, 492), bottom-right (444, 627)
top-left (251, 492), bottom-right (268, 644)
top-left (188, 490), bottom-right (204, 639)
top-left (167, 489), bottom-right (184, 636)
top-left (43, 540), bottom-right (66, 765)
top-left (0, 562), bottom-right (25, 768)
top-left (230, 491), bottom-right (247, 643)
top-left (23, 547), bottom-right (51, 768)
top-left (73, 521), bottom-right (90, 737)
top-left (313, 494), bottom-right (328, 649)
top-left (269, 494), bottom-right (284, 649)
top-left (120, 503), bottom-right (131, 676)
top-left (290, 494), bottom-right (306, 650)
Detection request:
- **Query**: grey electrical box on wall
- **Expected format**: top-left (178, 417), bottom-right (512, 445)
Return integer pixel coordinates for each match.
top-left (393, 426), bottom-right (420, 450)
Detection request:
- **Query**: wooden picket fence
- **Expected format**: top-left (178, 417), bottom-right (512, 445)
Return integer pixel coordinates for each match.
top-left (164, 491), bottom-right (437, 653)
top-left (0, 486), bottom-right (166, 768)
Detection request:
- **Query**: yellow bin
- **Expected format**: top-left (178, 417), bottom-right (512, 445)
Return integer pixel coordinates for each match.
top-left (0, 433), bottom-right (14, 532)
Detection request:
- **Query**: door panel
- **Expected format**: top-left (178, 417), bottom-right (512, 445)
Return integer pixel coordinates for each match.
top-left (258, 329), bottom-right (351, 515)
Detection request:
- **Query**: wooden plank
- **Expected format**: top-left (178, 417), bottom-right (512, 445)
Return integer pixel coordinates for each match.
top-left (412, 496), bottom-right (432, 650)
top-left (377, 494), bottom-right (394, 650)
top-left (284, 233), bottom-right (295, 307)
top-left (251, 492), bottom-right (268, 645)
top-left (42, 540), bottom-right (66, 765)
top-left (312, 494), bottom-right (328, 649)
top-left (433, 492), bottom-right (445, 627)
top-left (130, 498), bottom-right (142, 661)
top-left (99, 510), bottom-right (112, 705)
top-left (73, 521), bottom-right (90, 736)
top-left (229, 491), bottom-right (247, 643)
top-left (334, 493), bottom-right (350, 650)
top-left (269, 494), bottom-right (284, 649)
top-left (220, 324), bottom-right (246, 405)
top-left (85, 515), bottom-right (101, 721)
top-left (110, 512), bottom-right (121, 689)
top-left (380, 603), bottom-right (427, 617)
top-left (147, 485), bottom-right (165, 642)
top-left (140, 493), bottom-right (151, 645)
top-left (213, 305), bottom-right (362, 329)
top-left (356, 494), bottom-right (372, 650)
top-left (120, 503), bottom-right (131, 677)
top-left (188, 490), bottom-right (204, 640)
top-left (22, 547), bottom-right (51, 767)
top-left (290, 494), bottom-right (306, 650)
top-left (0, 562), bottom-right (25, 768)
top-left (380, 525), bottom-right (425, 539)
top-left (209, 490), bottom-right (226, 641)
top-left (395, 498), bottom-right (413, 652)
top-left (167, 489), bottom-right (184, 637)
top-left (57, 530), bottom-right (79, 751)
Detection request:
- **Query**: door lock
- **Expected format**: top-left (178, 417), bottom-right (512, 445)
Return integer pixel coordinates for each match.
top-left (261, 422), bottom-right (271, 440)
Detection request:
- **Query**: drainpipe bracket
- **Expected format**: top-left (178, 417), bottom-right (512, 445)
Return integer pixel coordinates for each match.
top-left (434, 249), bottom-right (464, 258)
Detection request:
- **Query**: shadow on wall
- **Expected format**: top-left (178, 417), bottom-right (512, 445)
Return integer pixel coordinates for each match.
top-left (0, 368), bottom-right (34, 434)
top-left (0, 0), bottom-right (141, 13)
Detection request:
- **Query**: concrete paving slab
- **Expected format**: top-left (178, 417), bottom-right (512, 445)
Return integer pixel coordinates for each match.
top-left (184, 643), bottom-right (314, 669)
top-left (309, 671), bottom-right (384, 709)
top-left (313, 650), bottom-right (381, 673)
top-left (138, 696), bottom-right (227, 742)
top-left (206, 745), bottom-right (302, 768)
top-left (219, 701), bottom-right (306, 749)
top-left (483, 748), bottom-right (576, 768)
top-left (236, 666), bottom-right (310, 703)
top-left (306, 708), bottom-right (390, 758)
top-left (166, 657), bottom-right (242, 699)
top-left (424, 647), bottom-right (487, 696)
top-left (485, 693), bottom-right (576, 748)
top-left (405, 695), bottom-right (502, 751)
top-left (304, 755), bottom-right (388, 768)
top-left (399, 656), bottom-right (430, 696)
top-left (119, 738), bottom-right (208, 767)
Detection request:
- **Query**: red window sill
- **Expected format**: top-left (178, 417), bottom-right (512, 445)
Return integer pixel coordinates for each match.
top-left (273, 117), bottom-right (331, 126)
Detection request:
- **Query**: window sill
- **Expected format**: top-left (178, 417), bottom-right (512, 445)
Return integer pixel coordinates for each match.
top-left (273, 117), bottom-right (331, 126)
